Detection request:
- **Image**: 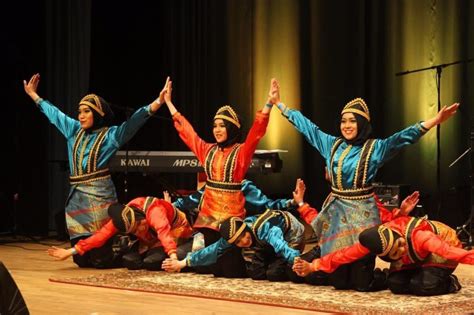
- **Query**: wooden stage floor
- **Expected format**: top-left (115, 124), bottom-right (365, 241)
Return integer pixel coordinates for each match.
top-left (1, 238), bottom-right (472, 315)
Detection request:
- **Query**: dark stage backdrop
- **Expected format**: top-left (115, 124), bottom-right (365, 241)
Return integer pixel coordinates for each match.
top-left (3, 0), bottom-right (474, 234)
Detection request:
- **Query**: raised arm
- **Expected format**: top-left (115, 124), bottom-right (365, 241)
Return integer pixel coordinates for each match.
top-left (112, 77), bottom-right (170, 147)
top-left (421, 103), bottom-right (459, 130)
top-left (293, 178), bottom-right (318, 226)
top-left (164, 79), bottom-right (211, 163)
top-left (375, 103), bottom-right (459, 164)
top-left (23, 73), bottom-right (41, 103)
top-left (23, 73), bottom-right (80, 138)
top-left (273, 85), bottom-right (336, 158)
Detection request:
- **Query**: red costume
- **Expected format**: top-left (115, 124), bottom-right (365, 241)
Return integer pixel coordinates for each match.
top-left (309, 216), bottom-right (474, 274)
top-left (172, 111), bottom-right (269, 231)
top-left (74, 197), bottom-right (193, 257)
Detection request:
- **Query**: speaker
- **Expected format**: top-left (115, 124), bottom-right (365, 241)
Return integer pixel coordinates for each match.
top-left (0, 261), bottom-right (29, 315)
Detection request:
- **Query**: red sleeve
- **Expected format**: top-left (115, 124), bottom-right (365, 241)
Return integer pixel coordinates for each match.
top-left (75, 220), bottom-right (118, 255)
top-left (374, 194), bottom-right (396, 223)
top-left (172, 112), bottom-right (213, 164)
top-left (238, 111), bottom-right (270, 171)
top-left (415, 230), bottom-right (474, 264)
top-left (147, 203), bottom-right (177, 256)
top-left (297, 203), bottom-right (318, 225)
top-left (312, 242), bottom-right (370, 273)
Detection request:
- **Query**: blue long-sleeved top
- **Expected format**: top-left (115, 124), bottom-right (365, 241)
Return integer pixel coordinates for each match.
top-left (186, 212), bottom-right (300, 267)
top-left (173, 179), bottom-right (292, 217)
top-left (37, 99), bottom-right (153, 175)
top-left (282, 108), bottom-right (428, 188)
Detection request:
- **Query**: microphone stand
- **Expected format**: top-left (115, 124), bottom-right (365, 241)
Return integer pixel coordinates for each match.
top-left (396, 58), bottom-right (474, 218)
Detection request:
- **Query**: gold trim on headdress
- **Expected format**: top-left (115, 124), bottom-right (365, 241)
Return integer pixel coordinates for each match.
top-left (79, 94), bottom-right (105, 117)
top-left (341, 98), bottom-right (370, 122)
top-left (122, 205), bottom-right (138, 234)
top-left (214, 105), bottom-right (241, 128)
top-left (378, 225), bottom-right (394, 256)
top-left (227, 217), bottom-right (246, 244)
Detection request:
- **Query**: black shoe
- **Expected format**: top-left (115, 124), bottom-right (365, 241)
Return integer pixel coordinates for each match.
top-left (448, 274), bottom-right (462, 293)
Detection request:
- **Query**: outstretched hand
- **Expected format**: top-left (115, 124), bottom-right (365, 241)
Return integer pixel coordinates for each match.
top-left (150, 77), bottom-right (170, 113)
top-left (23, 73), bottom-right (41, 101)
top-left (292, 178), bottom-right (306, 205)
top-left (435, 103), bottom-right (459, 125)
top-left (158, 76), bottom-right (170, 105)
top-left (164, 79), bottom-right (173, 104)
top-left (162, 258), bottom-right (185, 272)
top-left (267, 78), bottom-right (280, 105)
top-left (292, 257), bottom-right (313, 277)
top-left (47, 246), bottom-right (73, 261)
top-left (399, 191), bottom-right (420, 216)
top-left (163, 190), bottom-right (171, 203)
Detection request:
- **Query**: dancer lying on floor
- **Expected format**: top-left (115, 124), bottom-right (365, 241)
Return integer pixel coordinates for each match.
top-left (48, 196), bottom-right (194, 270)
top-left (293, 191), bottom-right (474, 296)
top-left (162, 209), bottom-right (306, 282)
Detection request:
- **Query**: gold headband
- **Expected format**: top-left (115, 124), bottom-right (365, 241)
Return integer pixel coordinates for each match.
top-left (227, 218), bottom-right (247, 244)
top-left (378, 225), bottom-right (394, 256)
top-left (79, 94), bottom-right (105, 117)
top-left (341, 97), bottom-right (370, 122)
top-left (121, 205), bottom-right (138, 234)
top-left (214, 105), bottom-right (241, 128)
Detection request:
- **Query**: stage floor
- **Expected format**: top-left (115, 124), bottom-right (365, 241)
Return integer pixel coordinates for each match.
top-left (1, 238), bottom-right (473, 315)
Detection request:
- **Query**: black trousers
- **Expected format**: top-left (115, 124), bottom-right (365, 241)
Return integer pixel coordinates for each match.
top-left (122, 238), bottom-right (193, 271)
top-left (194, 228), bottom-right (247, 278)
top-left (245, 246), bottom-right (304, 283)
top-left (0, 261), bottom-right (29, 315)
top-left (328, 254), bottom-right (387, 291)
top-left (388, 266), bottom-right (461, 296)
top-left (300, 246), bottom-right (329, 286)
top-left (70, 236), bottom-right (122, 269)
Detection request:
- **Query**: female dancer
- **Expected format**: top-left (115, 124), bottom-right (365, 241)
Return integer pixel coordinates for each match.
top-left (23, 73), bottom-right (168, 268)
top-left (161, 78), bottom-right (278, 277)
top-left (276, 95), bottom-right (459, 290)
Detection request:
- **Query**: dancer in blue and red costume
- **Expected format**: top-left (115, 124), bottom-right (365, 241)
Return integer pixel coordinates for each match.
top-left (275, 90), bottom-right (459, 290)
top-left (24, 74), bottom-right (169, 268)
top-left (160, 78), bottom-right (279, 277)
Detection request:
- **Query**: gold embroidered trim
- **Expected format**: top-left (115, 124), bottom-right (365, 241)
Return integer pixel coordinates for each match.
top-left (405, 217), bottom-right (424, 263)
top-left (336, 144), bottom-right (352, 189)
top-left (214, 105), bottom-right (241, 128)
top-left (341, 97), bottom-right (370, 121)
top-left (331, 192), bottom-right (374, 200)
top-left (72, 130), bottom-right (85, 176)
top-left (79, 94), bottom-right (105, 117)
top-left (223, 144), bottom-right (241, 182)
top-left (69, 168), bottom-right (111, 184)
top-left (77, 135), bottom-right (90, 176)
top-left (378, 226), bottom-right (394, 257)
top-left (228, 220), bottom-right (247, 244)
top-left (329, 139), bottom-right (344, 186)
top-left (205, 146), bottom-right (218, 180)
top-left (353, 141), bottom-right (369, 189)
top-left (362, 140), bottom-right (376, 186)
